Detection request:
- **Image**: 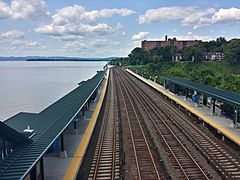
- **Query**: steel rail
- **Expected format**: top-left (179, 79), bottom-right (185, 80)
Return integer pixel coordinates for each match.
top-left (118, 68), bottom-right (209, 179)
top-left (115, 69), bottom-right (161, 180)
top-left (89, 70), bottom-right (119, 180)
top-left (124, 68), bottom-right (240, 179)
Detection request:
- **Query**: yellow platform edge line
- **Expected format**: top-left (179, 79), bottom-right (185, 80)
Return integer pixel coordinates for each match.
top-left (63, 70), bottom-right (109, 180)
top-left (126, 69), bottom-right (240, 146)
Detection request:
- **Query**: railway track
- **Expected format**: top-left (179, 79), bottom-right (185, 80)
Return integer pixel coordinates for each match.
top-left (88, 70), bottom-right (120, 180)
top-left (120, 67), bottom-right (240, 179)
top-left (116, 68), bottom-right (210, 179)
top-left (114, 69), bottom-right (163, 179)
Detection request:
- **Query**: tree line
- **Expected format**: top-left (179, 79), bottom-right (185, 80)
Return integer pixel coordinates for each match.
top-left (110, 37), bottom-right (240, 65)
top-left (110, 37), bottom-right (240, 94)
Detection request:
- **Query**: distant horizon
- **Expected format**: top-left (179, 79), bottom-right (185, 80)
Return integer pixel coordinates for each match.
top-left (0, 35), bottom-right (238, 59)
top-left (0, 56), bottom-right (122, 60)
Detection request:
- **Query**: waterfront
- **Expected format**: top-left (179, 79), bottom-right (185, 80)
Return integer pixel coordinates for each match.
top-left (0, 61), bottom-right (107, 121)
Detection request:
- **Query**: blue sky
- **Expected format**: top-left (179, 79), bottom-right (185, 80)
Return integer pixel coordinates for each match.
top-left (0, 0), bottom-right (240, 57)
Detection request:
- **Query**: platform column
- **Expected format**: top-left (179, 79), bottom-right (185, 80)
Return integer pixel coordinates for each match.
top-left (154, 76), bottom-right (157, 83)
top-left (40, 158), bottom-right (44, 180)
top-left (234, 108), bottom-right (239, 127)
top-left (164, 80), bottom-right (167, 89)
top-left (88, 99), bottom-right (91, 109)
top-left (211, 98), bottom-right (216, 115)
top-left (30, 166), bottom-right (36, 180)
top-left (98, 86), bottom-right (101, 94)
top-left (74, 120), bottom-right (77, 129)
top-left (73, 118), bottom-right (78, 134)
top-left (82, 108), bottom-right (85, 119)
top-left (2, 139), bottom-right (6, 159)
top-left (59, 133), bottom-right (67, 158)
top-left (184, 88), bottom-right (188, 100)
top-left (203, 95), bottom-right (207, 106)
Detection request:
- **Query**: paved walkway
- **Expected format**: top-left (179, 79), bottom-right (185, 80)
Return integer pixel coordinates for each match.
top-left (127, 69), bottom-right (240, 146)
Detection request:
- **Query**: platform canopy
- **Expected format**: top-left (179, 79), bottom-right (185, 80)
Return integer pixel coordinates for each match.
top-left (162, 76), bottom-right (240, 108)
top-left (0, 70), bottom-right (105, 180)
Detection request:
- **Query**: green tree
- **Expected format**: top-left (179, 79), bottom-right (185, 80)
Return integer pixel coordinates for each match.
top-left (224, 39), bottom-right (240, 64)
top-left (128, 47), bottom-right (148, 65)
top-left (148, 46), bottom-right (177, 63)
top-left (183, 44), bottom-right (206, 62)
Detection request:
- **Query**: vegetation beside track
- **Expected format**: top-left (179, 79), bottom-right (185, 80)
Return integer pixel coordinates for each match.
top-left (110, 37), bottom-right (240, 93)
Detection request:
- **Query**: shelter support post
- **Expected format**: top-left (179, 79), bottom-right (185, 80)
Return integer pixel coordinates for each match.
top-left (2, 139), bottom-right (6, 159)
top-left (74, 120), bottom-right (77, 130)
top-left (98, 86), bottom-right (100, 94)
top-left (164, 80), bottom-right (167, 89)
top-left (82, 108), bottom-right (85, 120)
top-left (234, 108), bottom-right (239, 127)
top-left (40, 158), bottom-right (44, 180)
top-left (59, 133), bottom-right (67, 158)
top-left (211, 98), bottom-right (216, 115)
top-left (88, 99), bottom-right (91, 109)
top-left (93, 90), bottom-right (98, 102)
top-left (184, 88), bottom-right (188, 101)
top-left (30, 165), bottom-right (36, 180)
top-left (202, 95), bottom-right (207, 106)
top-left (72, 119), bottom-right (78, 134)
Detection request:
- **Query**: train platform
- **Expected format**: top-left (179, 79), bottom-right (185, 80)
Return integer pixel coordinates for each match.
top-left (44, 70), bottom-right (109, 180)
top-left (126, 69), bottom-right (240, 146)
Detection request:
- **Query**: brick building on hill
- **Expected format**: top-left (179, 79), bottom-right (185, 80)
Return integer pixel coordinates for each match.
top-left (142, 35), bottom-right (201, 51)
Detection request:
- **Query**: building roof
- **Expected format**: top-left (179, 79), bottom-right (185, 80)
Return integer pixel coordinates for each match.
top-left (162, 76), bottom-right (240, 107)
top-left (0, 70), bottom-right (105, 180)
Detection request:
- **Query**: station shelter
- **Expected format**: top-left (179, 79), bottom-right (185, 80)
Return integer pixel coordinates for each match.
top-left (161, 76), bottom-right (240, 125)
top-left (0, 70), bottom-right (105, 180)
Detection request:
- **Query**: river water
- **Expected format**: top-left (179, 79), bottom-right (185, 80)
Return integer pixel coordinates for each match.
top-left (0, 61), bottom-right (107, 121)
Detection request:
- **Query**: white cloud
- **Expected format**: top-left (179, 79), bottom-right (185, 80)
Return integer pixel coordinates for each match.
top-left (138, 6), bottom-right (218, 29)
top-left (132, 32), bottom-right (149, 41)
top-left (116, 22), bottom-right (124, 30)
top-left (62, 39), bottom-right (120, 50)
top-left (12, 40), bottom-right (40, 46)
top-left (181, 8), bottom-right (216, 27)
top-left (138, 6), bottom-right (196, 24)
top-left (0, 0), bottom-right (49, 20)
top-left (52, 5), bottom-right (134, 25)
top-left (35, 23), bottom-right (114, 36)
top-left (138, 6), bottom-right (240, 29)
top-left (63, 42), bottom-right (87, 50)
top-left (91, 39), bottom-right (120, 47)
top-left (192, 17), bottom-right (212, 29)
top-left (0, 1), bottom-right (11, 18)
top-left (59, 38), bottom-right (121, 55)
top-left (36, 5), bottom-right (133, 37)
top-left (212, 8), bottom-right (240, 23)
top-left (54, 35), bottom-right (84, 41)
top-left (192, 8), bottom-right (240, 29)
top-left (1, 30), bottom-right (24, 39)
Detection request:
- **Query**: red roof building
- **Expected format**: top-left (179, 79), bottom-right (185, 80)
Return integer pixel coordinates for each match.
top-left (142, 35), bottom-right (201, 51)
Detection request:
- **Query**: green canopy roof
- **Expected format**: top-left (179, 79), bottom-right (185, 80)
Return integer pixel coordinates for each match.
top-left (162, 76), bottom-right (240, 107)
